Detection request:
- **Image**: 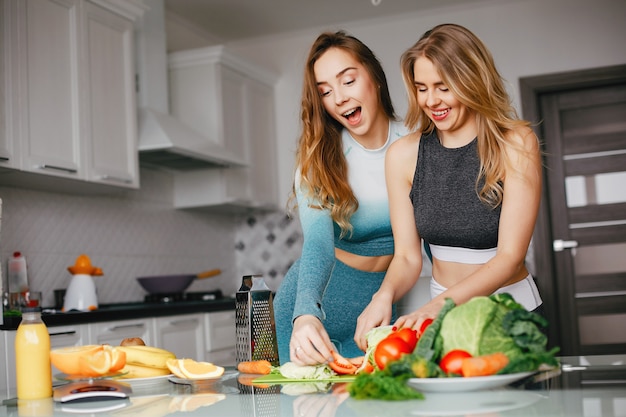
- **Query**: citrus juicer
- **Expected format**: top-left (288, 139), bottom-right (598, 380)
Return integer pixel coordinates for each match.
top-left (63, 254), bottom-right (103, 312)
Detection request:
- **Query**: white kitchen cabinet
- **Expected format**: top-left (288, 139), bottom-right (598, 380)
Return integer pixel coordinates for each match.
top-left (169, 46), bottom-right (281, 211)
top-left (204, 310), bottom-right (236, 365)
top-left (81, 0), bottom-right (140, 188)
top-left (89, 318), bottom-right (153, 347)
top-left (0, 0), bottom-right (16, 169)
top-left (153, 313), bottom-right (204, 361)
top-left (1, 0), bottom-right (143, 189)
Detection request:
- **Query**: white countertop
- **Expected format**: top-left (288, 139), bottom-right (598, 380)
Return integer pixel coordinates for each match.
top-left (2, 355), bottom-right (625, 417)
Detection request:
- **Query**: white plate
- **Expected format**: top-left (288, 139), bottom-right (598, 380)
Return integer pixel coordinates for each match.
top-left (409, 390), bottom-right (543, 416)
top-left (115, 374), bottom-right (173, 387)
top-left (407, 372), bottom-right (534, 393)
top-left (168, 369), bottom-right (238, 385)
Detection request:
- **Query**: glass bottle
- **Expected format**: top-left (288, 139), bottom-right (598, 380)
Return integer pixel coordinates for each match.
top-left (15, 307), bottom-right (52, 399)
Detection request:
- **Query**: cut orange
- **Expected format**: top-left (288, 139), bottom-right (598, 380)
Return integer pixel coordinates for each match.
top-left (79, 348), bottom-right (112, 377)
top-left (107, 346), bottom-right (126, 372)
top-left (177, 359), bottom-right (224, 380)
top-left (50, 345), bottom-right (104, 375)
top-left (166, 358), bottom-right (184, 379)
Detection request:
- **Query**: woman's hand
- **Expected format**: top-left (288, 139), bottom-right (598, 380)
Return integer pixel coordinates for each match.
top-left (354, 292), bottom-right (393, 351)
top-left (393, 298), bottom-right (443, 331)
top-left (290, 315), bottom-right (334, 365)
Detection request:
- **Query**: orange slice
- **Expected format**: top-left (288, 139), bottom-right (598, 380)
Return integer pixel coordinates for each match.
top-left (107, 346), bottom-right (126, 372)
top-left (50, 345), bottom-right (104, 375)
top-left (177, 359), bottom-right (224, 380)
top-left (79, 348), bottom-right (112, 377)
top-left (166, 358), bottom-right (185, 379)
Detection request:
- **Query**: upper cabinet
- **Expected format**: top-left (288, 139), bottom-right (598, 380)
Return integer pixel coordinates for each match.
top-left (168, 46), bottom-right (281, 211)
top-left (0, 0), bottom-right (145, 190)
top-left (0, 0), bottom-right (16, 169)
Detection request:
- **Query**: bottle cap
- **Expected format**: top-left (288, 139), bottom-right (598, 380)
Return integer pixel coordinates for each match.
top-left (20, 306), bottom-right (41, 313)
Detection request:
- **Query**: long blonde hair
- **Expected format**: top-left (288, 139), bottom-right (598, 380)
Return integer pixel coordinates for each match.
top-left (291, 31), bottom-right (396, 235)
top-left (401, 23), bottom-right (531, 208)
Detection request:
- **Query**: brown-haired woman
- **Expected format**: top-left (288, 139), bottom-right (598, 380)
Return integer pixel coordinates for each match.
top-left (274, 30), bottom-right (410, 365)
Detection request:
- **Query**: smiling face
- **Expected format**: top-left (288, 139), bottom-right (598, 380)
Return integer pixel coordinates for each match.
top-left (413, 56), bottom-right (477, 145)
top-left (314, 47), bottom-right (385, 145)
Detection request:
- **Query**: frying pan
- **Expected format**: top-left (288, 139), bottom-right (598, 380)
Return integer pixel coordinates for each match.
top-left (136, 269), bottom-right (222, 294)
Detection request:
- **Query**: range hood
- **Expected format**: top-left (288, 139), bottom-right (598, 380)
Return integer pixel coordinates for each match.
top-left (137, 108), bottom-right (247, 169)
top-left (135, 0), bottom-right (244, 169)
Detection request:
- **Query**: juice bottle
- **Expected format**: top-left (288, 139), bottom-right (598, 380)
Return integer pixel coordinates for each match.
top-left (15, 307), bottom-right (52, 399)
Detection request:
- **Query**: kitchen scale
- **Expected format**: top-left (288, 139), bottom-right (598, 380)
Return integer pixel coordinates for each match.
top-left (53, 379), bottom-right (132, 403)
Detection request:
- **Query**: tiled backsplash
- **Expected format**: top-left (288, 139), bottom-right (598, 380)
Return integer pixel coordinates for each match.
top-left (0, 167), bottom-right (243, 307)
top-left (234, 212), bottom-right (302, 293)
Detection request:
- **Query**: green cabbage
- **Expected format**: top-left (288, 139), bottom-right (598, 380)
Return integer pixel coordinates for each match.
top-left (440, 296), bottom-right (519, 357)
top-left (437, 294), bottom-right (558, 371)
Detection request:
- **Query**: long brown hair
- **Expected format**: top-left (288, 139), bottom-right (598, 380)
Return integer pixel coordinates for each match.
top-left (401, 23), bottom-right (532, 208)
top-left (292, 31), bottom-right (396, 235)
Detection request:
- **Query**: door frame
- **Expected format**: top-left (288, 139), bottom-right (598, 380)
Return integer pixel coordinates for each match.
top-left (519, 64), bottom-right (626, 350)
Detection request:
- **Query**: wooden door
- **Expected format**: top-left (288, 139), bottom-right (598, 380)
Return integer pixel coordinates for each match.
top-left (521, 65), bottom-right (626, 356)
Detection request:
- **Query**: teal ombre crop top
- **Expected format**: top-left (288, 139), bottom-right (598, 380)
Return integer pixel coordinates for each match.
top-left (292, 120), bottom-right (408, 320)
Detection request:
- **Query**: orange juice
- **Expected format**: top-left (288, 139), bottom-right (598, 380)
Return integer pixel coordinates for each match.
top-left (15, 308), bottom-right (52, 399)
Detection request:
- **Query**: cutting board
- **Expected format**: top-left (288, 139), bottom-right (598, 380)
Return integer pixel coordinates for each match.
top-left (253, 373), bottom-right (357, 384)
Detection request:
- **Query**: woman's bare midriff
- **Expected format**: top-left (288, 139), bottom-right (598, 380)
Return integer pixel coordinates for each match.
top-left (335, 247), bottom-right (393, 272)
top-left (432, 259), bottom-right (529, 289)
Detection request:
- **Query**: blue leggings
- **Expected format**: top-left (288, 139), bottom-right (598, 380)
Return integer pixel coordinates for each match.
top-left (274, 258), bottom-right (395, 364)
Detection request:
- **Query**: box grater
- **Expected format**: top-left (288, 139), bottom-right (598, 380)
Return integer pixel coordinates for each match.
top-left (235, 275), bottom-right (280, 366)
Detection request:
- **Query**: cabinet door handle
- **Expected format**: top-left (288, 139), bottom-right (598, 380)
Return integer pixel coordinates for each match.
top-left (169, 319), bottom-right (198, 327)
top-left (108, 323), bottom-right (145, 331)
top-left (49, 330), bottom-right (77, 337)
top-left (99, 174), bottom-right (132, 184)
top-left (35, 164), bottom-right (78, 174)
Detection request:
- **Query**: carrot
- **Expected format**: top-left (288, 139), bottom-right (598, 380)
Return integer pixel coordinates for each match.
top-left (237, 360), bottom-right (273, 375)
top-left (460, 352), bottom-right (509, 377)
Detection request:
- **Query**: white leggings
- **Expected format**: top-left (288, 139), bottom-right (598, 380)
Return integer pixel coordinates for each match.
top-left (430, 273), bottom-right (543, 311)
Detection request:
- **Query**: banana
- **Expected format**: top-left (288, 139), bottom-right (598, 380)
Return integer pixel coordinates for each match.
top-left (119, 363), bottom-right (172, 379)
top-left (116, 346), bottom-right (176, 369)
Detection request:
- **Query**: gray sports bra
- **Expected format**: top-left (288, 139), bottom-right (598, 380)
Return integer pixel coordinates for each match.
top-left (410, 131), bottom-right (501, 253)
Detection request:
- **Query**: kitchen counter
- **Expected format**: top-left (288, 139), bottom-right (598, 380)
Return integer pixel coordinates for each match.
top-left (0, 298), bottom-right (236, 331)
top-left (1, 355), bottom-right (624, 416)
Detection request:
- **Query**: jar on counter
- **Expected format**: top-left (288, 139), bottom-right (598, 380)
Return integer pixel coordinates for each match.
top-left (15, 306), bottom-right (52, 399)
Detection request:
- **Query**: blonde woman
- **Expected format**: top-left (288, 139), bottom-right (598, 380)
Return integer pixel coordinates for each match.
top-left (274, 31), bottom-right (409, 365)
top-left (355, 23), bottom-right (543, 350)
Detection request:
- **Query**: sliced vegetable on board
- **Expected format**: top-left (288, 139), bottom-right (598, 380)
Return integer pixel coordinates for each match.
top-left (328, 351), bottom-right (359, 375)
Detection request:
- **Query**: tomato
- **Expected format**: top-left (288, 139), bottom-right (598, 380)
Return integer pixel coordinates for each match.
top-left (419, 318), bottom-right (433, 335)
top-left (328, 351), bottom-right (358, 375)
top-left (374, 337), bottom-right (412, 370)
top-left (388, 328), bottom-right (418, 351)
top-left (439, 349), bottom-right (472, 375)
